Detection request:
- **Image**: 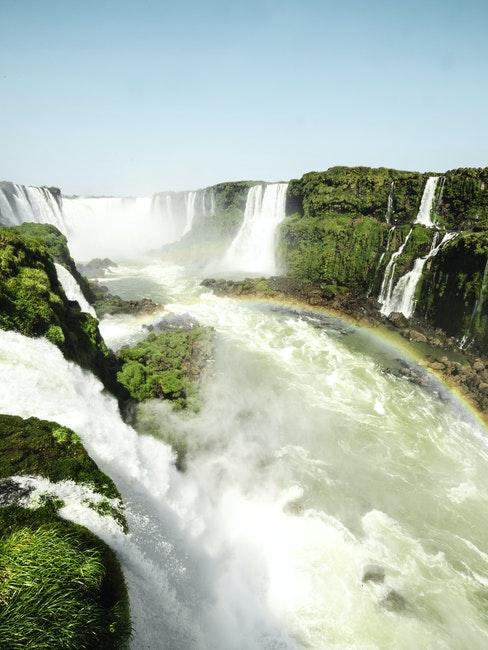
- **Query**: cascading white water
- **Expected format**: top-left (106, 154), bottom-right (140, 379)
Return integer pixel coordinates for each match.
top-left (385, 182), bottom-right (394, 224)
top-left (222, 182), bottom-right (288, 275)
top-left (0, 182), bottom-right (66, 233)
top-left (414, 177), bottom-right (439, 227)
top-left (382, 232), bottom-right (456, 318)
top-left (181, 191), bottom-right (197, 237)
top-left (378, 228), bottom-right (413, 312)
top-left (54, 262), bottom-right (97, 317)
top-left (3, 258), bottom-right (488, 648)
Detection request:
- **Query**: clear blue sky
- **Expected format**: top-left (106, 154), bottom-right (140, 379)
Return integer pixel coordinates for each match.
top-left (1, 0), bottom-right (487, 195)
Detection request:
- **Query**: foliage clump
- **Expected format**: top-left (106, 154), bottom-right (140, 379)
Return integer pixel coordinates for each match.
top-left (117, 326), bottom-right (213, 410)
top-left (0, 505), bottom-right (130, 650)
top-left (0, 414), bottom-right (118, 501)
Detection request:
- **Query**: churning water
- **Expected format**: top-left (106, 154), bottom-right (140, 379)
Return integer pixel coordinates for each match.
top-left (3, 255), bottom-right (488, 648)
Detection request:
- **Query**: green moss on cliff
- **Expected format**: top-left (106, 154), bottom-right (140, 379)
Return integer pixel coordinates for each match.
top-left (437, 168), bottom-right (488, 231)
top-left (11, 223), bottom-right (95, 304)
top-left (0, 228), bottom-right (125, 399)
top-left (279, 212), bottom-right (387, 293)
top-left (0, 415), bottom-right (119, 501)
top-left (286, 166), bottom-right (433, 225)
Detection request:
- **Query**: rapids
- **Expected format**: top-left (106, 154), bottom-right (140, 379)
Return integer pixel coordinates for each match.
top-left (3, 258), bottom-right (488, 649)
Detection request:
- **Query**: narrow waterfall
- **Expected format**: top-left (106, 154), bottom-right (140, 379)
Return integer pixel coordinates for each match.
top-left (382, 232), bottom-right (456, 318)
top-left (181, 191), bottom-right (197, 237)
top-left (378, 228), bottom-right (413, 313)
top-left (414, 177), bottom-right (439, 227)
top-left (460, 256), bottom-right (488, 349)
top-left (222, 182), bottom-right (289, 275)
top-left (54, 263), bottom-right (97, 317)
top-left (385, 182), bottom-right (394, 224)
top-left (0, 182), bottom-right (66, 233)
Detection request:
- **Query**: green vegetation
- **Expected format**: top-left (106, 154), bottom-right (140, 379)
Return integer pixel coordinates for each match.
top-left (11, 223), bottom-right (95, 303)
top-left (417, 232), bottom-right (488, 348)
top-left (117, 326), bottom-right (213, 410)
top-left (0, 504), bottom-right (130, 650)
top-left (279, 165), bottom-right (488, 348)
top-left (287, 166), bottom-right (432, 224)
top-left (0, 226), bottom-right (125, 399)
top-left (280, 213), bottom-right (387, 293)
top-left (0, 414), bottom-right (119, 501)
top-left (0, 414), bottom-right (130, 648)
top-left (437, 168), bottom-right (488, 231)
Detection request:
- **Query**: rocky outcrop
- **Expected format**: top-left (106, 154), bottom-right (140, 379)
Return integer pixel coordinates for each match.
top-left (89, 281), bottom-right (161, 318)
top-left (279, 166), bottom-right (488, 351)
top-left (0, 225), bottom-right (125, 401)
top-left (117, 322), bottom-right (213, 411)
top-left (0, 414), bottom-right (130, 649)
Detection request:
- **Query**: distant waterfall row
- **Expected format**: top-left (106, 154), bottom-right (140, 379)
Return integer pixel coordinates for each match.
top-left (0, 182), bottom-right (66, 233)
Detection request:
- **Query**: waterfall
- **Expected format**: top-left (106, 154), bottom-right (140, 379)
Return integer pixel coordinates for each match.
top-left (414, 177), bottom-right (439, 227)
top-left (460, 256), bottom-right (488, 349)
top-left (378, 228), bottom-right (413, 312)
top-left (54, 263), bottom-right (96, 317)
top-left (0, 182), bottom-right (66, 233)
top-left (222, 182), bottom-right (289, 275)
top-left (385, 182), bottom-right (394, 224)
top-left (381, 232), bottom-right (456, 318)
top-left (181, 191), bottom-right (197, 237)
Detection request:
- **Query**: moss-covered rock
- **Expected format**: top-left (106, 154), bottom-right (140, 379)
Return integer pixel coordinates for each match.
top-left (117, 325), bottom-right (213, 410)
top-left (0, 227), bottom-right (126, 400)
top-left (0, 414), bottom-right (119, 501)
top-left (0, 414), bottom-right (130, 649)
top-left (11, 223), bottom-right (95, 304)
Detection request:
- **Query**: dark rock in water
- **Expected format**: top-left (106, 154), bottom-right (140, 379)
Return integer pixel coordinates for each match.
top-left (0, 478), bottom-right (33, 506)
top-left (362, 564), bottom-right (385, 584)
top-left (382, 589), bottom-right (407, 612)
top-left (89, 281), bottom-right (160, 317)
top-left (78, 258), bottom-right (117, 278)
top-left (153, 313), bottom-right (201, 331)
top-left (387, 312), bottom-right (409, 329)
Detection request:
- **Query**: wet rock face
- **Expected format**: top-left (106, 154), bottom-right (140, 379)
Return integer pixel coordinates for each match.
top-left (77, 258), bottom-right (117, 278)
top-left (0, 478), bottom-right (33, 506)
top-left (381, 589), bottom-right (407, 612)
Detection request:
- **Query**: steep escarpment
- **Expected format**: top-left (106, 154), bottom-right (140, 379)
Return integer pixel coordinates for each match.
top-left (280, 166), bottom-right (488, 350)
top-left (0, 414), bottom-right (129, 649)
top-left (0, 225), bottom-right (124, 398)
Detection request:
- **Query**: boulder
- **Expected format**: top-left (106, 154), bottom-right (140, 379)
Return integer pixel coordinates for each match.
top-left (387, 312), bottom-right (409, 329)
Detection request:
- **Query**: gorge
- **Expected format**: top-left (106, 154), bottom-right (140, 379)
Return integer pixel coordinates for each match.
top-left (1, 166), bottom-right (488, 649)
